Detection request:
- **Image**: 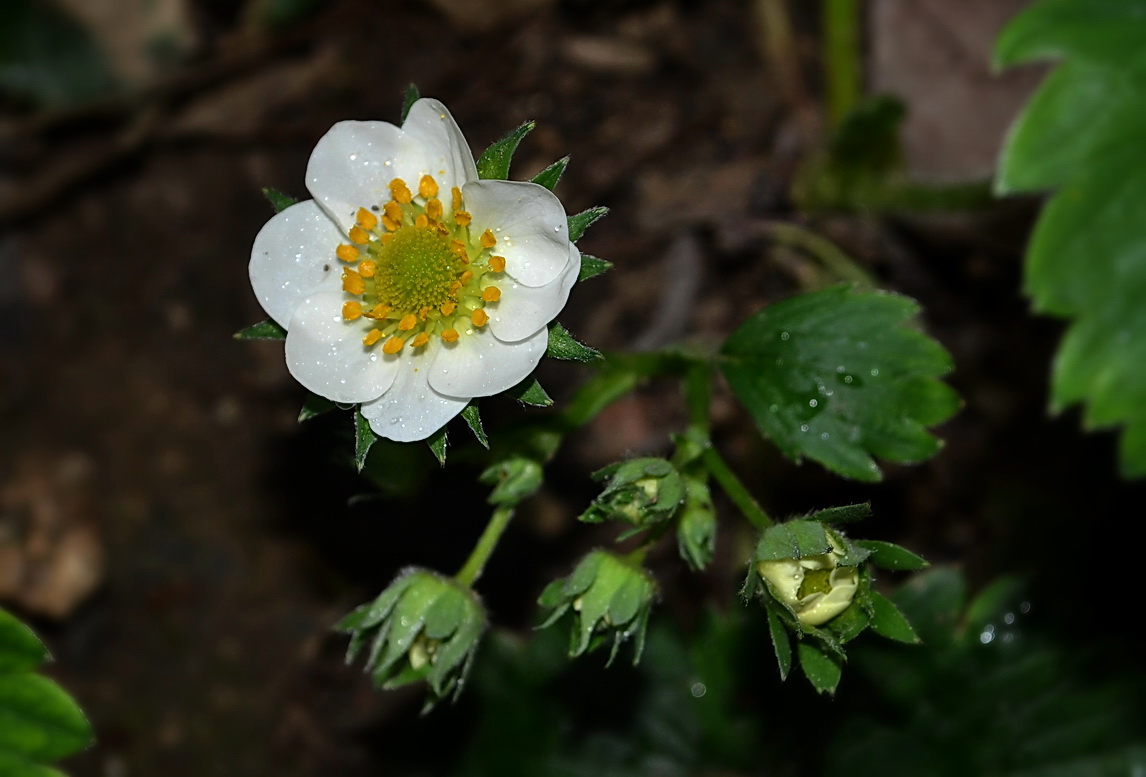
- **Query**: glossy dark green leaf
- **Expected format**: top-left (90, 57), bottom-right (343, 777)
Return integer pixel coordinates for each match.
top-left (354, 409), bottom-right (377, 472)
top-left (811, 502), bottom-right (871, 524)
top-left (578, 254), bottom-right (613, 282)
top-left (233, 320), bottom-right (286, 340)
top-left (796, 640), bottom-right (842, 695)
top-left (476, 122), bottom-right (535, 181)
top-left (855, 540), bottom-right (928, 571)
top-left (721, 285), bottom-right (958, 481)
top-left (995, 0), bottom-right (1146, 67)
top-left (545, 323), bottom-right (602, 362)
top-left (401, 83), bottom-right (420, 122)
top-left (531, 156), bottom-right (569, 191)
top-left (567, 207), bottom-right (609, 242)
top-left (868, 591), bottom-right (920, 644)
top-left (461, 404), bottom-right (488, 449)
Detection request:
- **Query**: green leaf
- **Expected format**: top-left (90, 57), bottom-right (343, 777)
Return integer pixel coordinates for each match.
top-left (506, 377), bottom-right (554, 407)
top-left (298, 393), bottom-right (336, 423)
top-left (0, 609), bottom-right (93, 773)
top-left (810, 502), bottom-right (871, 524)
top-left (531, 156), bottom-right (570, 191)
top-left (354, 409), bottom-right (376, 472)
top-left (401, 83), bottom-right (420, 122)
top-left (428, 428), bottom-right (448, 465)
top-left (868, 591), bottom-right (920, 644)
top-left (764, 603), bottom-right (792, 680)
top-left (461, 404), bottom-right (489, 449)
top-left (233, 319), bottom-right (286, 340)
top-left (262, 187), bottom-right (297, 214)
top-left (997, 1), bottom-right (1146, 476)
top-left (855, 540), bottom-right (928, 571)
top-left (567, 207), bottom-right (609, 242)
top-left (720, 285), bottom-right (959, 482)
top-left (476, 121), bottom-right (535, 181)
top-left (578, 254), bottom-right (613, 282)
top-left (545, 323), bottom-right (602, 362)
top-left (796, 640), bottom-right (842, 694)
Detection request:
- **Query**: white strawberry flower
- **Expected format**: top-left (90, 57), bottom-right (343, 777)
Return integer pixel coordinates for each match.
top-left (249, 98), bottom-right (580, 441)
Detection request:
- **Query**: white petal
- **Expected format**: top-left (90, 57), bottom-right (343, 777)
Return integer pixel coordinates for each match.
top-left (427, 325), bottom-right (548, 398)
top-left (401, 98), bottom-right (479, 193)
top-left (249, 200), bottom-right (344, 327)
top-left (462, 180), bottom-right (572, 287)
top-left (306, 120), bottom-right (426, 233)
top-left (488, 243), bottom-right (580, 342)
top-left (360, 353), bottom-right (468, 442)
top-left (285, 291), bottom-right (400, 403)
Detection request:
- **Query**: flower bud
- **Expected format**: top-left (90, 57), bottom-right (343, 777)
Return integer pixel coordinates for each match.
top-left (538, 550), bottom-right (656, 665)
top-left (337, 568), bottom-right (485, 708)
top-left (676, 475), bottom-right (716, 571)
top-left (755, 524), bottom-right (859, 627)
top-left (579, 458), bottom-right (685, 526)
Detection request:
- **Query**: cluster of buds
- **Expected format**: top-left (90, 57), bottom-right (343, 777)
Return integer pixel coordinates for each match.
top-left (579, 458), bottom-right (686, 527)
top-left (538, 550), bottom-right (657, 665)
top-left (337, 568), bottom-right (485, 710)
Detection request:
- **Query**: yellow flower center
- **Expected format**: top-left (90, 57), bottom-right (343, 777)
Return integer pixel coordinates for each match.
top-left (334, 174), bottom-right (506, 354)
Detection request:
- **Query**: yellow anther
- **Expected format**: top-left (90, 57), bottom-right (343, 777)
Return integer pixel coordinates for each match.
top-left (482, 286), bottom-right (501, 302)
top-left (435, 222), bottom-right (450, 237)
top-left (349, 226), bottom-right (370, 245)
top-left (389, 178), bottom-right (413, 204)
top-left (415, 213), bottom-right (429, 228)
top-left (454, 210), bottom-right (472, 227)
top-left (380, 233), bottom-right (394, 245)
top-left (384, 201), bottom-right (402, 222)
top-left (411, 332), bottom-right (430, 348)
top-left (342, 269), bottom-right (365, 295)
top-left (419, 306), bottom-right (432, 320)
top-left (356, 207), bottom-right (378, 230)
top-left (441, 328), bottom-right (460, 343)
top-left (425, 198), bottom-right (443, 220)
top-left (460, 270), bottom-right (474, 284)
top-left (382, 215), bottom-right (401, 232)
top-left (342, 301), bottom-right (363, 320)
top-left (471, 309), bottom-right (489, 327)
top-left (363, 329), bottom-right (383, 347)
top-left (488, 255), bottom-right (506, 273)
top-left (452, 186), bottom-right (463, 212)
top-left (450, 240), bottom-right (466, 256)
top-left (480, 229), bottom-right (496, 248)
top-left (365, 303), bottom-right (391, 320)
top-left (449, 280), bottom-right (462, 293)
top-left (440, 301), bottom-right (457, 315)
top-left (357, 260), bottom-right (376, 278)
top-left (419, 175), bottom-right (439, 199)
top-left (336, 244), bottom-right (359, 263)
top-left (383, 336), bottom-right (405, 354)
top-left (398, 314), bottom-right (417, 331)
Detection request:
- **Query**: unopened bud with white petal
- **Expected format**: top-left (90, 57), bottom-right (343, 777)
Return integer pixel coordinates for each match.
top-left (754, 521), bottom-right (859, 627)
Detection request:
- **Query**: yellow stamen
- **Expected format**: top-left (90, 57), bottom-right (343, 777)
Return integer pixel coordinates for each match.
top-left (384, 201), bottom-right (402, 222)
top-left (349, 226), bottom-right (370, 245)
top-left (435, 222), bottom-right (450, 237)
top-left (460, 270), bottom-right (474, 284)
top-left (342, 269), bottom-right (365, 295)
top-left (398, 314), bottom-right (417, 331)
top-left (488, 255), bottom-right (506, 273)
top-left (357, 260), bottom-right (376, 278)
top-left (363, 329), bottom-right (383, 346)
top-left (451, 186), bottom-right (463, 212)
top-left (389, 178), bottom-right (413, 204)
top-left (471, 309), bottom-right (489, 327)
top-left (482, 286), bottom-right (501, 302)
top-left (441, 328), bottom-right (460, 343)
top-left (449, 280), bottom-right (462, 293)
top-left (383, 336), bottom-right (405, 354)
top-left (336, 244), bottom-right (360, 263)
top-left (356, 207), bottom-right (378, 230)
top-left (419, 306), bottom-right (432, 320)
top-left (364, 304), bottom-right (391, 320)
top-left (440, 301), bottom-right (457, 315)
top-left (419, 175), bottom-right (439, 199)
top-left (425, 198), bottom-right (443, 220)
top-left (380, 233), bottom-right (394, 245)
top-left (480, 229), bottom-right (496, 248)
top-left (342, 301), bottom-right (363, 320)
top-left (411, 332), bottom-right (430, 348)
top-left (415, 213), bottom-right (429, 228)
top-left (454, 211), bottom-right (472, 227)
top-left (382, 215), bottom-right (401, 232)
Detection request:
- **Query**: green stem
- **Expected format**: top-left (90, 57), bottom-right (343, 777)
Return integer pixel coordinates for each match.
top-left (702, 447), bottom-right (773, 529)
top-left (823, 0), bottom-right (861, 129)
top-left (455, 505), bottom-right (515, 586)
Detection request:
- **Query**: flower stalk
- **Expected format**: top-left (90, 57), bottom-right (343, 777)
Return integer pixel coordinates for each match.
top-left (455, 505), bottom-right (515, 587)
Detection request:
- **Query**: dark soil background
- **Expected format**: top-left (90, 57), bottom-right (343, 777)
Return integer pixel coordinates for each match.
top-left (2, 0), bottom-right (1144, 775)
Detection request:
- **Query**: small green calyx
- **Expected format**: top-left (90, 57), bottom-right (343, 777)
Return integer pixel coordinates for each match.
top-left (373, 225), bottom-right (459, 312)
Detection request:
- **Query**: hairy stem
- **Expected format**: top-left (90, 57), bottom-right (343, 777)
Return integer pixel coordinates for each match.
top-left (455, 505), bottom-right (515, 587)
top-left (702, 447), bottom-right (774, 529)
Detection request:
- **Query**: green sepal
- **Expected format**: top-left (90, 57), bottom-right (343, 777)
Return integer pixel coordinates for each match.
top-left (810, 502), bottom-right (872, 524)
top-left (461, 404), bottom-right (489, 449)
top-left (531, 155), bottom-right (569, 191)
top-left (567, 206), bottom-right (609, 242)
top-left (546, 322), bottom-right (602, 362)
top-left (868, 590), bottom-right (921, 644)
top-left (354, 409), bottom-right (377, 472)
top-left (262, 187), bottom-right (297, 213)
top-left (797, 640), bottom-right (843, 695)
top-left (578, 253), bottom-right (613, 282)
top-left (825, 599), bottom-right (871, 644)
top-left (298, 393), bottom-right (336, 423)
top-left (764, 600), bottom-right (793, 680)
top-left (754, 519), bottom-right (832, 562)
top-left (676, 475), bottom-right (716, 571)
top-left (480, 457), bottom-right (543, 506)
top-left (477, 121), bottom-right (535, 181)
top-left (428, 428), bottom-right (449, 465)
top-left (401, 83), bottom-right (420, 122)
top-left (233, 319), bottom-right (286, 340)
top-left (855, 539), bottom-right (929, 571)
top-left (506, 376), bottom-right (554, 407)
